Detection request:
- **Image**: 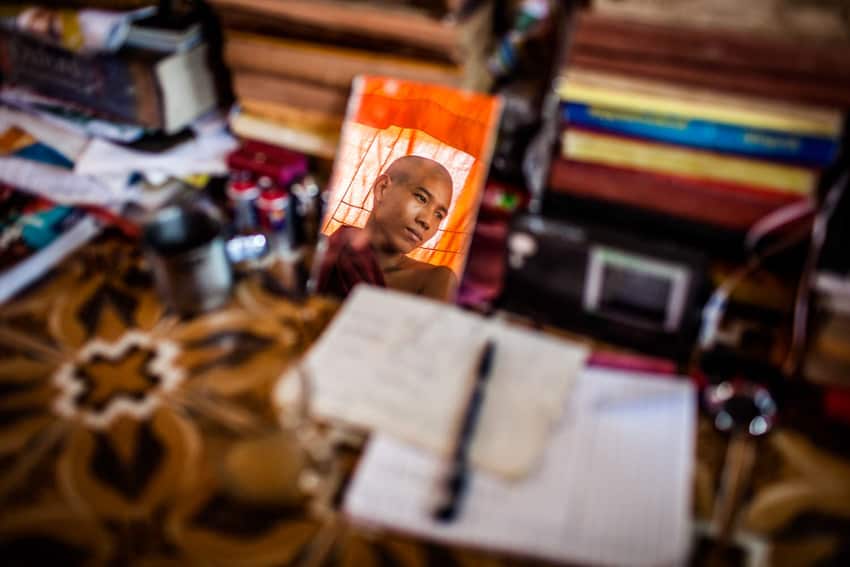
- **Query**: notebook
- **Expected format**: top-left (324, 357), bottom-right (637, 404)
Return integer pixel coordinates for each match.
top-left (344, 367), bottom-right (696, 566)
top-left (275, 284), bottom-right (589, 479)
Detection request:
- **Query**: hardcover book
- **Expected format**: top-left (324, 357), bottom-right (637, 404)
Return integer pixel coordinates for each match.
top-left (568, 52), bottom-right (850, 107)
top-left (568, 12), bottom-right (850, 106)
top-left (592, 0), bottom-right (850, 42)
top-left (224, 31), bottom-right (491, 91)
top-left (230, 71), bottom-right (350, 117)
top-left (229, 106), bottom-right (339, 159)
top-left (561, 102), bottom-right (839, 166)
top-left (574, 11), bottom-right (850, 78)
top-left (557, 70), bottom-right (843, 137)
top-left (0, 33), bottom-right (217, 132)
top-left (209, 0), bottom-right (493, 63)
top-left (548, 158), bottom-right (803, 231)
top-left (561, 128), bottom-right (819, 195)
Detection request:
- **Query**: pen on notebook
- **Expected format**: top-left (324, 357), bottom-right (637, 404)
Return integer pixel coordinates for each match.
top-left (433, 338), bottom-right (496, 523)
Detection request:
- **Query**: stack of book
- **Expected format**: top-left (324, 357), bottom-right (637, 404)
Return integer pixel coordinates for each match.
top-left (208, 0), bottom-right (494, 158)
top-left (548, 6), bottom-right (849, 232)
top-left (0, 17), bottom-right (216, 135)
top-left (592, 0), bottom-right (850, 43)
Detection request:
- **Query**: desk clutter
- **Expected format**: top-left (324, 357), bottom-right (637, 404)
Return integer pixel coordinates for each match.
top-left (2, 0), bottom-right (850, 565)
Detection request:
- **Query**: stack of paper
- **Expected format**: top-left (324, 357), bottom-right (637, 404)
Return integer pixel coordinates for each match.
top-left (344, 367), bottom-right (696, 566)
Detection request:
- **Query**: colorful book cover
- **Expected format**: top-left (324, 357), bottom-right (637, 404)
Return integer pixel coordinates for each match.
top-left (562, 102), bottom-right (839, 166)
top-left (557, 73), bottom-right (843, 137)
top-left (314, 76), bottom-right (502, 303)
top-left (562, 128), bottom-right (818, 196)
top-left (0, 32), bottom-right (148, 125)
top-left (0, 125), bottom-right (99, 303)
top-left (0, 183), bottom-right (99, 303)
top-left (0, 186), bottom-right (75, 269)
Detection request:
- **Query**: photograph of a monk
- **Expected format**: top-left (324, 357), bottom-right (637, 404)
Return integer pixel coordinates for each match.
top-left (316, 155), bottom-right (458, 301)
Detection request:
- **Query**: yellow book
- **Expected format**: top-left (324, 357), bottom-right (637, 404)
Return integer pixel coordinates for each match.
top-left (562, 129), bottom-right (816, 195)
top-left (230, 109), bottom-right (338, 159)
top-left (558, 70), bottom-right (842, 137)
top-left (241, 98), bottom-right (343, 136)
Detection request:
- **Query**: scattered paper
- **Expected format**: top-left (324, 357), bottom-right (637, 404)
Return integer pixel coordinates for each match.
top-left (74, 125), bottom-right (237, 178)
top-left (1, 86), bottom-right (148, 143)
top-left (0, 105), bottom-right (89, 162)
top-left (0, 157), bottom-right (129, 205)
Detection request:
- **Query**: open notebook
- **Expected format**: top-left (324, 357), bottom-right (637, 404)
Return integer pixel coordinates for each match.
top-left (345, 367), bottom-right (696, 566)
top-left (275, 284), bottom-right (589, 479)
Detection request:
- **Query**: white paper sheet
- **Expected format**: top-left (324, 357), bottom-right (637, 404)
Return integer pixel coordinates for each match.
top-left (1, 87), bottom-right (146, 143)
top-left (274, 285), bottom-right (588, 478)
top-left (0, 157), bottom-right (129, 205)
top-left (0, 105), bottom-right (89, 161)
top-left (344, 368), bottom-right (696, 566)
top-left (74, 125), bottom-right (237, 178)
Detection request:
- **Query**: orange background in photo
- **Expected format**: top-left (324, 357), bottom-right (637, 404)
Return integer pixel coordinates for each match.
top-left (323, 76), bottom-right (502, 277)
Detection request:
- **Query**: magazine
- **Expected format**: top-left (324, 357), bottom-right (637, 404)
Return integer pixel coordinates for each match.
top-left (0, 126), bottom-right (100, 303)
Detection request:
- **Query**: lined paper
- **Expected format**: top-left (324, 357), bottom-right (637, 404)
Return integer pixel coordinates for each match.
top-left (344, 368), bottom-right (696, 566)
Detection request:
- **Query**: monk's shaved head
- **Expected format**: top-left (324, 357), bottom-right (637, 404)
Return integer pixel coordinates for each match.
top-left (369, 156), bottom-right (454, 254)
top-left (383, 156), bottom-right (452, 192)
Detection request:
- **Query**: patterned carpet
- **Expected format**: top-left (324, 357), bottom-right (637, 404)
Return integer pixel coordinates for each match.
top-left (2, 235), bottom-right (850, 566)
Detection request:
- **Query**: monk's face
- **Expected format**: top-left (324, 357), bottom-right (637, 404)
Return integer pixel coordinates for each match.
top-left (371, 165), bottom-right (452, 255)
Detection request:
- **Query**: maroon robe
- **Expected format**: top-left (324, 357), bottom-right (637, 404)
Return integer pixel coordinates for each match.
top-left (315, 226), bottom-right (386, 298)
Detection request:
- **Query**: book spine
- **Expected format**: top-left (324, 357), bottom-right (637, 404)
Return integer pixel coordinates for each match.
top-left (562, 103), bottom-right (839, 166)
top-left (224, 33), bottom-right (466, 90)
top-left (562, 129), bottom-right (818, 196)
top-left (548, 158), bottom-right (800, 230)
top-left (568, 51), bottom-right (850, 108)
top-left (557, 76), bottom-right (840, 136)
top-left (0, 33), bottom-right (160, 128)
top-left (591, 0), bottom-right (850, 43)
top-left (211, 0), bottom-right (479, 63)
top-left (229, 109), bottom-right (338, 159)
top-left (573, 12), bottom-right (850, 82)
top-left (231, 71), bottom-right (349, 116)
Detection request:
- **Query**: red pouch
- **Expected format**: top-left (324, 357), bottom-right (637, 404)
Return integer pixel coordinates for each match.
top-left (227, 140), bottom-right (308, 187)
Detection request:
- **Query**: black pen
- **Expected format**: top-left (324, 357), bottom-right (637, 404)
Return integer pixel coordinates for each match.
top-left (433, 338), bottom-right (497, 522)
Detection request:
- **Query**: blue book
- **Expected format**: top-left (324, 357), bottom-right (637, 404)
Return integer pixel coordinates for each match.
top-left (562, 102), bottom-right (839, 167)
